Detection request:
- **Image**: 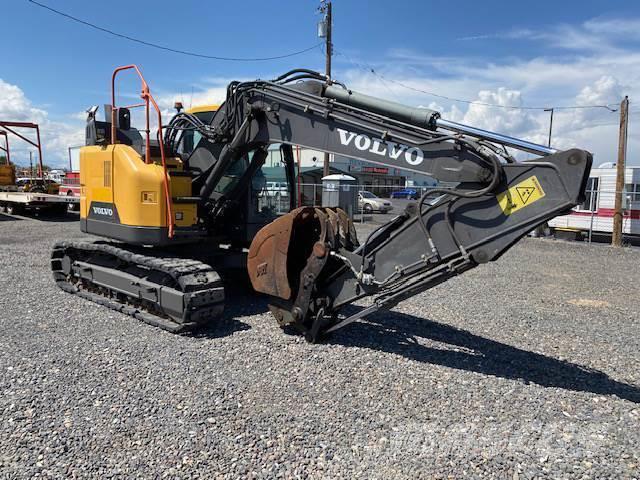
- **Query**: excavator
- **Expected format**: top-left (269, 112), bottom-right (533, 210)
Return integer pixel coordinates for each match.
top-left (51, 65), bottom-right (592, 342)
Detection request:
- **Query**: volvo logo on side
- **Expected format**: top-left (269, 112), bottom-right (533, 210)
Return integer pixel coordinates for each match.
top-left (336, 128), bottom-right (424, 166)
top-left (92, 206), bottom-right (114, 216)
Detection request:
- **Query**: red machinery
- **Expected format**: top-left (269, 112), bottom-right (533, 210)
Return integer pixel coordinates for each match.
top-left (0, 121), bottom-right (45, 177)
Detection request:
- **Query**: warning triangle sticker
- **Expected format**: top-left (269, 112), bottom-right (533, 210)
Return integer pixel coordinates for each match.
top-left (516, 186), bottom-right (535, 204)
top-left (497, 176), bottom-right (545, 215)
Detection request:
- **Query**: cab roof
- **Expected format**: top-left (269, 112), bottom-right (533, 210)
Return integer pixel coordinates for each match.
top-left (186, 104), bottom-right (220, 114)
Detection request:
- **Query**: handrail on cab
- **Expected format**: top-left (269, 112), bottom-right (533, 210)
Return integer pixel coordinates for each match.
top-left (111, 65), bottom-right (174, 239)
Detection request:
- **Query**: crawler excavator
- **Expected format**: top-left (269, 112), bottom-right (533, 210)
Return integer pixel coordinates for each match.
top-left (51, 65), bottom-right (592, 341)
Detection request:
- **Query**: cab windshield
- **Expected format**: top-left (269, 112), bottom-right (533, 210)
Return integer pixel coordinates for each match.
top-left (214, 152), bottom-right (253, 195)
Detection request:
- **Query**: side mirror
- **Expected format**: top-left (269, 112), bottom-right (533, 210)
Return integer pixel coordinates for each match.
top-left (117, 107), bottom-right (131, 130)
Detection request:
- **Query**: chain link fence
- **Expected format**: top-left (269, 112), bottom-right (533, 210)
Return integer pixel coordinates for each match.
top-left (257, 183), bottom-right (639, 244)
top-left (257, 183), bottom-right (444, 225)
top-left (548, 187), bottom-right (639, 244)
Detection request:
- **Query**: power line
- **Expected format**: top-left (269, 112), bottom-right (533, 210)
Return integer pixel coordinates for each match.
top-left (337, 50), bottom-right (403, 102)
top-left (27, 0), bottom-right (323, 62)
top-left (336, 50), bottom-right (619, 112)
top-left (378, 73), bottom-right (618, 111)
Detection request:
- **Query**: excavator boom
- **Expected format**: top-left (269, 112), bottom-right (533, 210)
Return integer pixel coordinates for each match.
top-left (168, 69), bottom-right (591, 340)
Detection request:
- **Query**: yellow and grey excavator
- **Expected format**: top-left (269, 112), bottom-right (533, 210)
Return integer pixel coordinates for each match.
top-left (51, 65), bottom-right (592, 341)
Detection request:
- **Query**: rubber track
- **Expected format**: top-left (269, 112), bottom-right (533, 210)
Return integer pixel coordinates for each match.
top-left (51, 241), bottom-right (224, 333)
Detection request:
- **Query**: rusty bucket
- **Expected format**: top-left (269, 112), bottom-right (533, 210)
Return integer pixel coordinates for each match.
top-left (247, 207), bottom-right (358, 301)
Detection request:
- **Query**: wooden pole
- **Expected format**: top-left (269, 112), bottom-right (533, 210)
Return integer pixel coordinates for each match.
top-left (322, 1), bottom-right (332, 178)
top-left (612, 96), bottom-right (629, 247)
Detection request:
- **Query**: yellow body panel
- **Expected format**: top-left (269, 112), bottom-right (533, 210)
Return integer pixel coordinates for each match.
top-left (0, 164), bottom-right (16, 186)
top-left (80, 145), bottom-right (197, 229)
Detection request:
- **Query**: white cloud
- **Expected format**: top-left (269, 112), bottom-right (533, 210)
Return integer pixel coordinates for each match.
top-left (0, 81), bottom-right (43, 122)
top-left (0, 79), bottom-right (83, 168)
top-left (576, 76), bottom-right (622, 105)
top-left (584, 18), bottom-right (640, 39)
top-left (70, 111), bottom-right (88, 121)
top-left (458, 17), bottom-right (640, 53)
top-left (459, 88), bottom-right (539, 134)
top-left (334, 15), bottom-right (640, 166)
top-left (156, 77), bottom-right (235, 113)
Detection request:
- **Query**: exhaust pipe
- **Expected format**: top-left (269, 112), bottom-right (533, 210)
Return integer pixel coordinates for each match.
top-left (324, 85), bottom-right (557, 157)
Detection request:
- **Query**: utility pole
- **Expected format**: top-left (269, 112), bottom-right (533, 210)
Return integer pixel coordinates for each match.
top-left (319, 0), bottom-right (332, 177)
top-left (544, 108), bottom-right (554, 147)
top-left (612, 96), bottom-right (629, 247)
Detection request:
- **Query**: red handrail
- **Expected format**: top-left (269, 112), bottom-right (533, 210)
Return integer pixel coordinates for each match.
top-left (111, 65), bottom-right (174, 239)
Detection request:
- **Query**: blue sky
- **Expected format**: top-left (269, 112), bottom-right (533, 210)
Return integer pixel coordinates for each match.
top-left (2, 0), bottom-right (640, 166)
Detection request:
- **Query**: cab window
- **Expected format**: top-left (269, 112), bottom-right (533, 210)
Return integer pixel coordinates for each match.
top-left (214, 154), bottom-right (252, 195)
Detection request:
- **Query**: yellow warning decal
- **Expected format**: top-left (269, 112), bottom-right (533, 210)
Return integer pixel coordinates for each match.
top-left (497, 175), bottom-right (545, 215)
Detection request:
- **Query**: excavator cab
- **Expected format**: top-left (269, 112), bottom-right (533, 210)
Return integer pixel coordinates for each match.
top-left (170, 103), bottom-right (298, 245)
top-left (80, 64), bottom-right (297, 248)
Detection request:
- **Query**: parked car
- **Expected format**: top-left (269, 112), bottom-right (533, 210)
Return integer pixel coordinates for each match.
top-left (390, 188), bottom-right (419, 200)
top-left (359, 191), bottom-right (393, 213)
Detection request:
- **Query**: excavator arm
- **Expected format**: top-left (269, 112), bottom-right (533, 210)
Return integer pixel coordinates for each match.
top-left (185, 73), bottom-right (502, 201)
top-left (165, 70), bottom-right (591, 341)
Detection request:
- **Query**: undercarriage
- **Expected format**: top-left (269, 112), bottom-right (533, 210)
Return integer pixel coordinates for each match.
top-left (51, 241), bottom-right (225, 332)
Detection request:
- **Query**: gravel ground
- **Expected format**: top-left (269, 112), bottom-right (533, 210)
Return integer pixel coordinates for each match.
top-left (1, 212), bottom-right (639, 479)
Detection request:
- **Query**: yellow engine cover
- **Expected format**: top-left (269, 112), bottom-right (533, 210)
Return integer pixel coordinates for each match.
top-left (80, 145), bottom-right (198, 244)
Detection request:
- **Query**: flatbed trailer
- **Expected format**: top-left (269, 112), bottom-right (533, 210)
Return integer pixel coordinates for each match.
top-left (0, 190), bottom-right (79, 215)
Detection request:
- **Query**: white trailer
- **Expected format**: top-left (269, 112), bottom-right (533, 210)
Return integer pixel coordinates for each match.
top-left (549, 165), bottom-right (640, 238)
top-left (0, 191), bottom-right (79, 216)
